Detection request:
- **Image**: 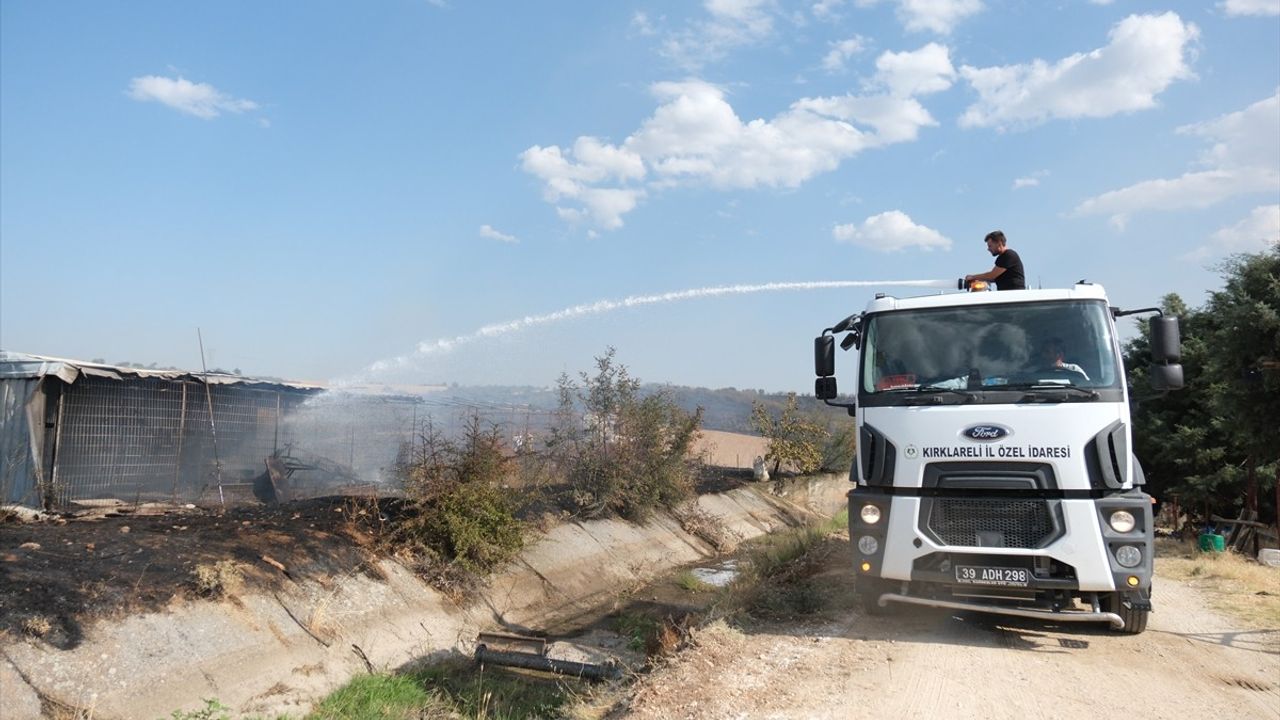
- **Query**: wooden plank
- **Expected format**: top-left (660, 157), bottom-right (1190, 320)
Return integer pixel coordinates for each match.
top-left (1210, 514), bottom-right (1271, 529)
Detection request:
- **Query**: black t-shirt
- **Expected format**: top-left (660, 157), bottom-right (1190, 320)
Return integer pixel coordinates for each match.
top-left (994, 249), bottom-right (1026, 290)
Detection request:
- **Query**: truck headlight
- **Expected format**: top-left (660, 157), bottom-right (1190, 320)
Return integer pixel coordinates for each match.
top-left (1109, 510), bottom-right (1136, 533)
top-left (859, 504), bottom-right (882, 524)
top-left (857, 535), bottom-right (879, 555)
top-left (1115, 545), bottom-right (1142, 568)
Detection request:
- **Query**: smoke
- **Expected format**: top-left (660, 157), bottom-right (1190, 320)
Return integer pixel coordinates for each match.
top-left (342, 279), bottom-right (954, 385)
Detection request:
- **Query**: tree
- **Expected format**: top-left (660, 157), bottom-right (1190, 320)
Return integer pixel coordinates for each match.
top-left (1125, 293), bottom-right (1239, 513)
top-left (548, 348), bottom-right (704, 520)
top-left (751, 393), bottom-right (828, 477)
top-left (1203, 248), bottom-right (1280, 517)
top-left (1125, 247), bottom-right (1279, 524)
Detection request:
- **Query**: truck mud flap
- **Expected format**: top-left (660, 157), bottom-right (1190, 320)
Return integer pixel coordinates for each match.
top-left (878, 593), bottom-right (1125, 629)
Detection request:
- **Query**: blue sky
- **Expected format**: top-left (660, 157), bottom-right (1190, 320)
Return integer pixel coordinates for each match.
top-left (2, 0), bottom-right (1278, 391)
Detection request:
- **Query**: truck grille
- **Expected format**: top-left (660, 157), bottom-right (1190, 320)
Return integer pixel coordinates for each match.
top-left (925, 498), bottom-right (1056, 549)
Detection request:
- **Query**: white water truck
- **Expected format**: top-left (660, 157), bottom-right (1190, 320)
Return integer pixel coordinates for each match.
top-left (813, 280), bottom-right (1183, 633)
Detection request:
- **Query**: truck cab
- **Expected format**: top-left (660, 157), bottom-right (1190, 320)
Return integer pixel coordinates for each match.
top-left (814, 282), bottom-right (1182, 633)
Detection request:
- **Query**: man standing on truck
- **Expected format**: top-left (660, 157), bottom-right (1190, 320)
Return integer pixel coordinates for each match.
top-left (965, 230), bottom-right (1026, 290)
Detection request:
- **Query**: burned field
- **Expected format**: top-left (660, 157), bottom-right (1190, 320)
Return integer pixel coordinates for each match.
top-left (0, 497), bottom-right (390, 650)
top-left (0, 461), bottom-right (760, 654)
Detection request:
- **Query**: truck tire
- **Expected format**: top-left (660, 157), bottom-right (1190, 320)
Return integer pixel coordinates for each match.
top-left (1106, 592), bottom-right (1149, 634)
top-left (856, 577), bottom-right (896, 616)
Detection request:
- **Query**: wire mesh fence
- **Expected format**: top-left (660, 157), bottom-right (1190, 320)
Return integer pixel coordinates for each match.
top-left (42, 377), bottom-right (563, 508)
top-left (51, 377), bottom-right (313, 505)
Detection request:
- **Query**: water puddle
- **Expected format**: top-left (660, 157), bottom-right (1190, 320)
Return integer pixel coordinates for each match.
top-left (690, 559), bottom-right (740, 588)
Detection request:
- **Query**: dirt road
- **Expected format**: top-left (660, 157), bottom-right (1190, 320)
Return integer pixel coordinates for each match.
top-left (621, 550), bottom-right (1280, 719)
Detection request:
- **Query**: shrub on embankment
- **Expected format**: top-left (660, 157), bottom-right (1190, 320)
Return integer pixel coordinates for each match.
top-left (750, 392), bottom-right (857, 477)
top-left (545, 347), bottom-right (704, 522)
top-left (385, 348), bottom-right (706, 590)
top-left (389, 414), bottom-right (525, 582)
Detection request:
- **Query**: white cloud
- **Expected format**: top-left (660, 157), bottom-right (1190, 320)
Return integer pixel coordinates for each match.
top-left (1185, 205), bottom-right (1280, 260)
top-left (523, 52), bottom-right (951, 230)
top-left (857, 0), bottom-right (984, 34)
top-left (833, 210), bottom-right (952, 251)
top-left (790, 93), bottom-right (936, 145)
top-left (1073, 91), bottom-right (1280, 226)
top-left (626, 82), bottom-right (865, 188)
top-left (823, 36), bottom-right (866, 73)
top-left (874, 43), bottom-right (955, 96)
top-left (479, 225), bottom-right (518, 243)
top-left (1089, 0), bottom-right (1115, 5)
top-left (520, 138), bottom-right (646, 201)
top-left (899, 0), bottom-right (983, 33)
top-left (812, 0), bottom-right (846, 19)
top-left (520, 140), bottom-right (648, 230)
top-left (1183, 92), bottom-right (1280, 172)
top-left (1211, 204), bottom-right (1280, 250)
top-left (631, 11), bottom-right (657, 35)
top-left (959, 13), bottom-right (1198, 129)
top-left (127, 75), bottom-right (258, 119)
top-left (660, 0), bottom-right (777, 70)
top-left (1012, 170), bottom-right (1049, 189)
top-left (1221, 0), bottom-right (1280, 16)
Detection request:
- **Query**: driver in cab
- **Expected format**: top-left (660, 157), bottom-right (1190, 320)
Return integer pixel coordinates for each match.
top-left (1036, 337), bottom-right (1089, 381)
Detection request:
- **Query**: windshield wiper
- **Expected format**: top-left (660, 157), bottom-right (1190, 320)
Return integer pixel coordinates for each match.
top-left (1004, 383), bottom-right (1100, 402)
top-left (883, 385), bottom-right (977, 404)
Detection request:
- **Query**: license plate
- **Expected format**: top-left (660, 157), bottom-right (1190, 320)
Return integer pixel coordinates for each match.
top-left (954, 566), bottom-right (1030, 587)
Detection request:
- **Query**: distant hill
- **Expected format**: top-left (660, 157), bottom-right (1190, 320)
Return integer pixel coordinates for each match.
top-left (414, 383), bottom-right (830, 434)
top-left (647, 384), bottom-right (832, 433)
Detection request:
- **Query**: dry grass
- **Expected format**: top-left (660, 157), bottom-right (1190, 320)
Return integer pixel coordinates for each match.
top-left (48, 703), bottom-right (99, 720)
top-left (192, 560), bottom-right (244, 598)
top-left (21, 614), bottom-right (51, 637)
top-left (673, 502), bottom-right (736, 553)
top-left (1155, 537), bottom-right (1280, 627)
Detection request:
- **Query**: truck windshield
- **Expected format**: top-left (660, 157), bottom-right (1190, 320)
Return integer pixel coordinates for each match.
top-left (860, 300), bottom-right (1122, 396)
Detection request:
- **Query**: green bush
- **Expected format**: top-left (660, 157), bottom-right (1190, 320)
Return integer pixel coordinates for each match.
top-left (819, 420), bottom-right (857, 473)
top-left (412, 482), bottom-right (524, 575)
top-left (751, 393), bottom-right (829, 476)
top-left (392, 414), bottom-right (525, 579)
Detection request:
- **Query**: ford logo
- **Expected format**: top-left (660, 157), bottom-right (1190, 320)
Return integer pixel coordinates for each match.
top-left (962, 424), bottom-right (1010, 441)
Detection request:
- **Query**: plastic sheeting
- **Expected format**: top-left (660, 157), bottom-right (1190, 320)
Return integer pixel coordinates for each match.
top-left (0, 351), bottom-right (323, 508)
top-left (0, 351), bottom-right (320, 389)
top-left (0, 377), bottom-right (44, 506)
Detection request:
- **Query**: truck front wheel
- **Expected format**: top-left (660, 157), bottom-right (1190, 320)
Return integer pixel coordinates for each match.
top-left (1106, 592), bottom-right (1150, 634)
top-left (856, 577), bottom-right (897, 616)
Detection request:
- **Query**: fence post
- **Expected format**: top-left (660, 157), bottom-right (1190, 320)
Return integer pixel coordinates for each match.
top-left (172, 382), bottom-right (188, 504)
top-left (48, 390), bottom-right (65, 510)
top-left (274, 391), bottom-right (281, 454)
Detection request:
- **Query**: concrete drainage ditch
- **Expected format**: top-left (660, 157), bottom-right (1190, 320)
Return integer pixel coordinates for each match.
top-left (0, 474), bottom-right (848, 719)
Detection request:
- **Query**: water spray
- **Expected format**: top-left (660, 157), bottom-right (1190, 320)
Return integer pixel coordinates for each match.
top-left (342, 279), bottom-right (956, 385)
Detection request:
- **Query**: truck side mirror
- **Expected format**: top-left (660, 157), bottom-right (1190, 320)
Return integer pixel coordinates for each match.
top-left (1150, 363), bottom-right (1184, 391)
top-left (815, 335), bottom-right (835, 377)
top-left (1150, 316), bottom-right (1181, 363)
top-left (831, 314), bottom-right (858, 333)
top-left (815, 376), bottom-right (838, 399)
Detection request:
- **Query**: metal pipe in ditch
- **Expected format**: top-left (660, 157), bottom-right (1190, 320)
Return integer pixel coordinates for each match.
top-left (474, 646), bottom-right (621, 681)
